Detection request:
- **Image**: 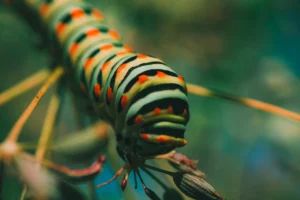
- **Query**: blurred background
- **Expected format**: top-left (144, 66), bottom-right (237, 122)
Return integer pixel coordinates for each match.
top-left (1, 0), bottom-right (300, 199)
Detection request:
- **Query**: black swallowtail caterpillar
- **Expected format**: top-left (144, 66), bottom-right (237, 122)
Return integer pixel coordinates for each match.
top-left (10, 0), bottom-right (190, 156)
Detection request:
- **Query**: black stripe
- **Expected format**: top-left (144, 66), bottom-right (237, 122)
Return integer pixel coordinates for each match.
top-left (60, 8), bottom-right (92, 24)
top-left (83, 8), bottom-right (92, 14)
top-left (114, 43), bottom-right (123, 47)
top-left (89, 48), bottom-right (100, 58)
top-left (75, 33), bottom-right (86, 43)
top-left (61, 14), bottom-right (71, 24)
top-left (126, 98), bottom-right (189, 125)
top-left (118, 83), bottom-right (185, 113)
top-left (90, 54), bottom-right (117, 101)
top-left (106, 55), bottom-right (136, 104)
top-left (124, 69), bottom-right (178, 94)
top-left (98, 26), bottom-right (109, 33)
top-left (117, 61), bottom-right (166, 91)
top-left (140, 125), bottom-right (184, 138)
top-left (109, 56), bottom-right (137, 90)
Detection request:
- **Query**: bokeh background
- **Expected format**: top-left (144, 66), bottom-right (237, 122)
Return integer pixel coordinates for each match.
top-left (1, 0), bottom-right (300, 199)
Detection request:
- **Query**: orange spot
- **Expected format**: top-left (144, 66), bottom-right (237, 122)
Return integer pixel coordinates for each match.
top-left (123, 45), bottom-right (133, 52)
top-left (92, 9), bottom-right (103, 20)
top-left (86, 29), bottom-right (100, 37)
top-left (157, 71), bottom-right (167, 78)
top-left (140, 134), bottom-right (150, 140)
top-left (134, 116), bottom-right (143, 124)
top-left (84, 58), bottom-right (94, 69)
top-left (71, 9), bottom-right (85, 19)
top-left (138, 75), bottom-right (148, 84)
top-left (94, 84), bottom-right (101, 97)
top-left (109, 30), bottom-right (120, 39)
top-left (157, 136), bottom-right (167, 143)
top-left (117, 64), bottom-right (127, 75)
top-left (178, 75), bottom-right (185, 82)
top-left (153, 107), bottom-right (161, 115)
top-left (182, 140), bottom-right (188, 145)
top-left (100, 44), bottom-right (114, 51)
top-left (183, 109), bottom-right (188, 116)
top-left (107, 87), bottom-right (113, 102)
top-left (121, 95), bottom-right (128, 108)
top-left (39, 3), bottom-right (49, 15)
top-left (116, 51), bottom-right (128, 56)
top-left (102, 61), bottom-right (110, 71)
top-left (137, 54), bottom-right (148, 59)
top-left (167, 106), bottom-right (173, 113)
top-left (56, 23), bottom-right (66, 35)
top-left (69, 43), bottom-right (79, 56)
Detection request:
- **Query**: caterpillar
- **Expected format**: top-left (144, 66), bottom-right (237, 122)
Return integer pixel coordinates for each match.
top-left (1, 0), bottom-right (300, 200)
top-left (2, 0), bottom-right (192, 198)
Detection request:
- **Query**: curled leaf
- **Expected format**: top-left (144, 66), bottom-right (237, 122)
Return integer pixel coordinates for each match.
top-left (173, 173), bottom-right (223, 200)
top-left (53, 122), bottom-right (112, 162)
top-left (47, 155), bottom-right (106, 183)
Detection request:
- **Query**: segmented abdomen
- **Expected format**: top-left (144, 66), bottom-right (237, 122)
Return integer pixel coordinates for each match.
top-left (25, 0), bottom-right (190, 156)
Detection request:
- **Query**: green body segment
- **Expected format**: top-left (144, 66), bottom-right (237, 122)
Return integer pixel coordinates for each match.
top-left (16, 0), bottom-right (190, 156)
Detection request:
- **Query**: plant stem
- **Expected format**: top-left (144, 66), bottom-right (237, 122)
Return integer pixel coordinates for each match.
top-left (5, 67), bottom-right (64, 142)
top-left (187, 83), bottom-right (300, 122)
top-left (35, 93), bottom-right (60, 161)
top-left (20, 88), bottom-right (61, 199)
top-left (0, 69), bottom-right (49, 106)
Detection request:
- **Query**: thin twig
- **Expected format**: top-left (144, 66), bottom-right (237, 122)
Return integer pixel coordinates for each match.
top-left (20, 185), bottom-right (27, 200)
top-left (5, 67), bottom-right (64, 142)
top-left (0, 69), bottom-right (49, 106)
top-left (187, 83), bottom-right (300, 122)
top-left (35, 93), bottom-right (60, 161)
top-left (21, 89), bottom-right (61, 199)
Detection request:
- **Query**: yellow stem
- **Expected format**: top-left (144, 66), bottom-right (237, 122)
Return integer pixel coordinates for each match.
top-left (20, 85), bottom-right (61, 200)
top-left (5, 67), bottom-right (64, 142)
top-left (187, 83), bottom-right (300, 122)
top-left (35, 93), bottom-right (60, 161)
top-left (0, 69), bottom-right (49, 106)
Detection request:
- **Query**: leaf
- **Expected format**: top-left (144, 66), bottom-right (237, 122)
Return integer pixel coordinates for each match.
top-left (53, 122), bottom-right (111, 162)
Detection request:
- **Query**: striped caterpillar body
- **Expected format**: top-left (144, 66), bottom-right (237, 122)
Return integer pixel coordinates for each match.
top-left (15, 0), bottom-right (190, 160)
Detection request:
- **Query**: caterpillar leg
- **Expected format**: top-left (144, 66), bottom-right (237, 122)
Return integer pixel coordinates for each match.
top-left (0, 69), bottom-right (50, 106)
top-left (187, 83), bottom-right (300, 122)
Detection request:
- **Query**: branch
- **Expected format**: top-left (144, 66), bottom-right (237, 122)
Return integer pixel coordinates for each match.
top-left (187, 83), bottom-right (300, 122)
top-left (5, 67), bottom-right (64, 142)
top-left (0, 69), bottom-right (49, 106)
